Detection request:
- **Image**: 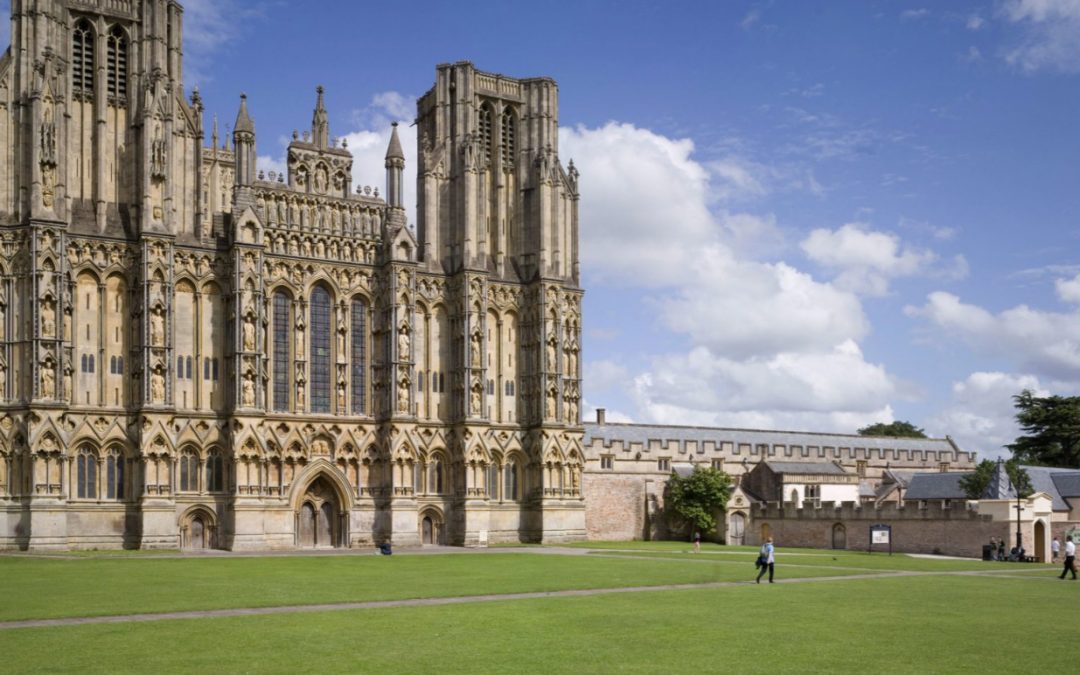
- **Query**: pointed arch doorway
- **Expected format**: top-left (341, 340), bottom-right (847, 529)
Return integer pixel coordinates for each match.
top-left (296, 476), bottom-right (343, 548)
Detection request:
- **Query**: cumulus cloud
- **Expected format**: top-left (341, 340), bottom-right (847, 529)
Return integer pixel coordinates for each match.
top-left (182, 0), bottom-right (266, 86)
top-left (900, 8), bottom-right (931, 21)
top-left (1001, 0), bottom-right (1080, 72)
top-left (560, 120), bottom-right (899, 432)
top-left (800, 223), bottom-right (963, 296)
top-left (1055, 272), bottom-right (1080, 304)
top-left (906, 290), bottom-right (1080, 383)
top-left (928, 372), bottom-right (1049, 459)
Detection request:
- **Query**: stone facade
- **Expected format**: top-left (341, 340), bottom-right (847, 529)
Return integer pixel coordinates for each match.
top-left (0, 1), bottom-right (585, 550)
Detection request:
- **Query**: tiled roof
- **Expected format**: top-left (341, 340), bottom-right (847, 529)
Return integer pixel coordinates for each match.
top-left (764, 461), bottom-right (848, 475)
top-left (903, 473), bottom-right (969, 500)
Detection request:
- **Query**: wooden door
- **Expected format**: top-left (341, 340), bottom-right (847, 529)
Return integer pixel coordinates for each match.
top-left (728, 513), bottom-right (745, 546)
top-left (422, 516), bottom-right (433, 545)
top-left (190, 517), bottom-right (205, 549)
top-left (318, 502), bottom-right (334, 547)
top-left (300, 503), bottom-right (316, 547)
top-left (832, 523), bottom-right (846, 550)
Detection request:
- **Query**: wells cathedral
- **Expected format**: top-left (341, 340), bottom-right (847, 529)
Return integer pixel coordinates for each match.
top-left (0, 0), bottom-right (981, 554)
top-left (0, 0), bottom-right (585, 549)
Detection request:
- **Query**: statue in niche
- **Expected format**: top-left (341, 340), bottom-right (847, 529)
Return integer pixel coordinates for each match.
top-left (337, 378), bottom-right (346, 411)
top-left (0, 358), bottom-right (6, 398)
top-left (471, 385), bottom-right (482, 416)
top-left (398, 324), bottom-right (410, 360)
top-left (296, 166), bottom-right (308, 190)
top-left (242, 314), bottom-right (255, 351)
top-left (546, 338), bottom-right (557, 372)
top-left (398, 378), bottom-right (409, 413)
top-left (289, 199), bottom-right (300, 224)
top-left (150, 124), bottom-right (167, 179)
top-left (566, 346), bottom-right (577, 378)
top-left (151, 368), bottom-right (165, 403)
top-left (40, 298), bottom-right (55, 337)
top-left (568, 398), bottom-right (578, 424)
top-left (546, 389), bottom-right (557, 419)
top-left (462, 133), bottom-right (477, 171)
top-left (296, 314), bottom-right (305, 354)
top-left (470, 330), bottom-right (482, 368)
top-left (563, 396), bottom-right (570, 422)
top-left (41, 165), bottom-right (55, 208)
top-left (40, 107), bottom-right (57, 166)
top-left (40, 364), bottom-right (54, 398)
top-left (314, 166), bottom-right (328, 194)
top-left (277, 198), bottom-right (286, 224)
top-left (242, 373), bottom-right (255, 407)
top-left (63, 365), bottom-right (72, 401)
top-left (150, 307), bottom-right (165, 346)
top-left (296, 379), bottom-right (305, 409)
top-left (302, 239), bottom-right (312, 257)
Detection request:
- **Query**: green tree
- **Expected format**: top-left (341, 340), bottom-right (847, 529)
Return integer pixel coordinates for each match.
top-left (857, 421), bottom-right (927, 438)
top-left (1008, 389), bottom-right (1080, 468)
top-left (664, 466), bottom-right (732, 535)
top-left (959, 458), bottom-right (1033, 500)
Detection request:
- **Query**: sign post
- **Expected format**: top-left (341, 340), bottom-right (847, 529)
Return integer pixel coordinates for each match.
top-left (869, 524), bottom-right (892, 556)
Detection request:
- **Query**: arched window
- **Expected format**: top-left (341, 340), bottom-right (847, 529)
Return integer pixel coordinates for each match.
top-left (487, 464), bottom-right (499, 500)
top-left (76, 448), bottom-right (97, 499)
top-left (206, 449), bottom-right (224, 493)
top-left (500, 109), bottom-right (516, 164)
top-left (72, 20), bottom-right (94, 95)
top-left (309, 287), bottom-right (332, 413)
top-left (106, 26), bottom-right (127, 100)
top-left (179, 450), bottom-right (199, 492)
top-left (351, 298), bottom-right (367, 415)
top-left (186, 356), bottom-right (193, 379)
top-left (479, 104), bottom-right (493, 161)
top-left (504, 460), bottom-right (519, 501)
top-left (272, 291), bottom-right (291, 411)
top-left (105, 450), bottom-right (125, 500)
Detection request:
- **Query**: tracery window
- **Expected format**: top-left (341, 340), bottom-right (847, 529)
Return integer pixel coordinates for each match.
top-left (104, 450), bottom-right (125, 500)
top-left (487, 464), bottom-right (499, 499)
top-left (428, 457), bottom-right (444, 494)
top-left (72, 19), bottom-right (94, 96)
top-left (272, 292), bottom-right (290, 411)
top-left (309, 287), bottom-right (332, 413)
top-left (500, 110), bottom-right (516, 164)
top-left (351, 298), bottom-right (367, 415)
top-left (504, 460), bottom-right (520, 501)
top-left (106, 25), bottom-right (127, 100)
top-left (206, 449), bottom-right (224, 493)
top-left (479, 104), bottom-right (493, 161)
top-left (179, 450), bottom-right (199, 492)
top-left (76, 448), bottom-right (97, 499)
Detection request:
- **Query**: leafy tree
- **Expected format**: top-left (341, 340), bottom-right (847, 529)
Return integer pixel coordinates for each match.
top-left (664, 466), bottom-right (732, 535)
top-left (959, 458), bottom-right (1033, 500)
top-left (1008, 389), bottom-right (1080, 468)
top-left (857, 421), bottom-right (927, 438)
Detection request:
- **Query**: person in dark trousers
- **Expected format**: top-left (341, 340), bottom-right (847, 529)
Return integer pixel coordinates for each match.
top-left (756, 537), bottom-right (775, 584)
top-left (693, 530), bottom-right (701, 553)
top-left (1060, 536), bottom-right (1077, 580)
top-left (997, 539), bottom-right (1006, 561)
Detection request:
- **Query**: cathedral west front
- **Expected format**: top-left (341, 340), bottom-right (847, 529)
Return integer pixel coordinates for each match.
top-left (0, 0), bottom-right (585, 550)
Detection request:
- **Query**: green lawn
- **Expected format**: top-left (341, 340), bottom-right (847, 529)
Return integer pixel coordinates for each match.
top-left (0, 545), bottom-right (1070, 673)
top-left (0, 574), bottom-right (1070, 674)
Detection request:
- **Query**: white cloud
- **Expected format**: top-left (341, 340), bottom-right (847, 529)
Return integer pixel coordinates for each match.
top-left (740, 10), bottom-right (761, 30)
top-left (967, 14), bottom-right (987, 30)
top-left (928, 372), bottom-right (1049, 459)
top-left (800, 223), bottom-right (957, 296)
top-left (1055, 272), bottom-right (1080, 304)
top-left (901, 8), bottom-right (931, 21)
top-left (906, 290), bottom-right (1080, 382)
top-left (962, 45), bottom-right (985, 63)
top-left (584, 359), bottom-right (630, 394)
top-left (182, 0), bottom-right (265, 86)
top-left (1001, 0), bottom-right (1080, 72)
top-left (560, 120), bottom-right (897, 433)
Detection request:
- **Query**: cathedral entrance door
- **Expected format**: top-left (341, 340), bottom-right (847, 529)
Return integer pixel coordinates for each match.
top-left (422, 516), bottom-right (433, 545)
top-left (318, 502), bottom-right (334, 547)
top-left (728, 512), bottom-right (745, 546)
top-left (190, 517), bottom-right (205, 549)
top-left (299, 503), bottom-right (317, 547)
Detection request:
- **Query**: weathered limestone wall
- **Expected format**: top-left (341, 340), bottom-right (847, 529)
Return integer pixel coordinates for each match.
top-left (583, 473), bottom-right (652, 541)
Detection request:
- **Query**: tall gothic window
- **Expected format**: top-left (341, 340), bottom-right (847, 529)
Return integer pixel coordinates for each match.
top-left (309, 287), bottom-right (332, 413)
top-left (105, 450), bottom-right (125, 500)
top-left (429, 457), bottom-right (444, 494)
top-left (72, 20), bottom-right (94, 96)
top-left (504, 460), bottom-right (519, 501)
top-left (479, 104), bottom-right (493, 161)
top-left (500, 110), bottom-right (516, 165)
top-left (179, 449), bottom-right (198, 492)
top-left (206, 449), bottom-right (224, 493)
top-left (350, 298), bottom-right (367, 415)
top-left (487, 464), bottom-right (499, 500)
top-left (106, 25), bottom-right (128, 100)
top-left (272, 292), bottom-right (290, 411)
top-left (76, 448), bottom-right (97, 499)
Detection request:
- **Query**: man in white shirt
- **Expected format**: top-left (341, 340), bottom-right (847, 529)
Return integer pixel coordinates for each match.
top-left (1059, 537), bottom-right (1077, 580)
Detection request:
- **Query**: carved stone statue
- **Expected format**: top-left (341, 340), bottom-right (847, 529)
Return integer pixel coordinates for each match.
top-left (546, 339), bottom-right (557, 372)
top-left (242, 315), bottom-right (255, 352)
top-left (398, 325), bottom-right (410, 360)
top-left (40, 365), bottom-right (54, 399)
top-left (471, 385), bottom-right (482, 416)
top-left (546, 389), bottom-right (557, 419)
top-left (398, 378), bottom-right (409, 413)
top-left (151, 369), bottom-right (165, 403)
top-left (151, 308), bottom-right (165, 347)
top-left (242, 374), bottom-right (255, 407)
top-left (470, 330), bottom-right (482, 368)
top-left (63, 366), bottom-right (72, 402)
top-left (41, 299), bottom-right (55, 337)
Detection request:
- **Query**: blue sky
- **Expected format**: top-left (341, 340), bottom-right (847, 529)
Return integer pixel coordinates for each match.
top-left (7, 1), bottom-right (1080, 458)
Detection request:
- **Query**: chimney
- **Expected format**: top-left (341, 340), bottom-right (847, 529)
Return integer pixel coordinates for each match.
top-left (596, 408), bottom-right (606, 425)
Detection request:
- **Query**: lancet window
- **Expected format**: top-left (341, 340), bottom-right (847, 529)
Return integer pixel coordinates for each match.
top-left (72, 20), bottom-right (94, 97)
top-left (309, 287), bottom-right (332, 413)
top-left (351, 298), bottom-right (367, 415)
top-left (106, 25), bottom-right (128, 101)
top-left (272, 292), bottom-right (290, 412)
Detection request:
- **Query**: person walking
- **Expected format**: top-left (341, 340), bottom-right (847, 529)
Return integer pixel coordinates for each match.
top-left (1059, 536), bottom-right (1077, 580)
top-left (693, 530), bottom-right (701, 554)
top-left (1052, 536), bottom-right (1061, 563)
top-left (756, 537), bottom-right (775, 584)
